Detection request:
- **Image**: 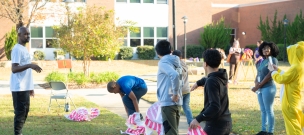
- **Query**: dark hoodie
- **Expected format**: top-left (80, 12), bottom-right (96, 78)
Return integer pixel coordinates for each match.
top-left (195, 68), bottom-right (231, 126)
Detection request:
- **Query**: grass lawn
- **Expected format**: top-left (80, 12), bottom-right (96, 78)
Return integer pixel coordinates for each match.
top-left (0, 94), bottom-right (126, 135)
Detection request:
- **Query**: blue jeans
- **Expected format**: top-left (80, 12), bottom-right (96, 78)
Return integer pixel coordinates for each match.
top-left (182, 93), bottom-right (193, 125)
top-left (122, 86), bottom-right (147, 116)
top-left (257, 85), bottom-right (276, 133)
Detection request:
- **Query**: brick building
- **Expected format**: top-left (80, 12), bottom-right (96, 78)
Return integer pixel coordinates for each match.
top-left (0, 0), bottom-right (303, 60)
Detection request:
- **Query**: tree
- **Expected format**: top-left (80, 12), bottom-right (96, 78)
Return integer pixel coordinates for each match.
top-left (0, 0), bottom-right (47, 29)
top-left (53, 6), bottom-right (137, 76)
top-left (4, 27), bottom-right (18, 60)
top-left (199, 17), bottom-right (231, 49)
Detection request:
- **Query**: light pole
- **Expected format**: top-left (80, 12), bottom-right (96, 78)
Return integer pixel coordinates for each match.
top-left (172, 0), bottom-right (177, 50)
top-left (182, 16), bottom-right (188, 62)
top-left (283, 19), bottom-right (288, 62)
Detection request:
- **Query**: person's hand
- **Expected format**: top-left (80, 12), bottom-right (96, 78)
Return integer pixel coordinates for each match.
top-left (30, 90), bottom-right (34, 97)
top-left (30, 64), bottom-right (42, 73)
top-left (190, 83), bottom-right (198, 92)
top-left (189, 119), bottom-right (199, 129)
top-left (172, 95), bottom-right (179, 102)
top-left (251, 87), bottom-right (259, 93)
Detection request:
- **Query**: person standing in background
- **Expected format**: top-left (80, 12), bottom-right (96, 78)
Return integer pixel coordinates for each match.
top-left (254, 40), bottom-right (264, 69)
top-left (172, 50), bottom-right (193, 126)
top-left (10, 27), bottom-right (43, 135)
top-left (228, 38), bottom-right (241, 84)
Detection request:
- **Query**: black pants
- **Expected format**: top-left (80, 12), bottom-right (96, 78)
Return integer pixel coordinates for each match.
top-left (12, 91), bottom-right (30, 135)
top-left (204, 121), bottom-right (232, 135)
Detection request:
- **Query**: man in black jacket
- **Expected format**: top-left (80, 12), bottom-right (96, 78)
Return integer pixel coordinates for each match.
top-left (190, 49), bottom-right (232, 135)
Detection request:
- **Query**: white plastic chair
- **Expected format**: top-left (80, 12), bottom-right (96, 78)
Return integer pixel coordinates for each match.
top-left (48, 81), bottom-right (76, 112)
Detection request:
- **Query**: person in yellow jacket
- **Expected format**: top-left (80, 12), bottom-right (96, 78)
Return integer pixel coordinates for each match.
top-left (270, 41), bottom-right (304, 135)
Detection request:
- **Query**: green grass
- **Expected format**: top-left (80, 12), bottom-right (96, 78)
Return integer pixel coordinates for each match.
top-left (0, 94), bottom-right (126, 135)
top-left (142, 86), bottom-right (288, 135)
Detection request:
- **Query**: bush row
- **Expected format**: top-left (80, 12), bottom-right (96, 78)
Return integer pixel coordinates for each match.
top-left (44, 71), bottom-right (120, 86)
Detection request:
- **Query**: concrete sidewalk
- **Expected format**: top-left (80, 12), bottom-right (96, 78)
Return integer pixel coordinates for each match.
top-left (0, 80), bottom-right (193, 135)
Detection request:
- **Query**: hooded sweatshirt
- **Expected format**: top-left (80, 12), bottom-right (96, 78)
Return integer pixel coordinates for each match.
top-left (195, 69), bottom-right (231, 125)
top-left (180, 60), bottom-right (190, 94)
top-left (271, 41), bottom-right (304, 134)
top-left (157, 54), bottom-right (183, 106)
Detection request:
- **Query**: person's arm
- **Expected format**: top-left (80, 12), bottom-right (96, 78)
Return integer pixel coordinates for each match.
top-left (190, 77), bottom-right (207, 91)
top-left (195, 79), bottom-right (221, 122)
top-left (128, 91), bottom-right (140, 113)
top-left (11, 63), bottom-right (42, 73)
top-left (229, 47), bottom-right (234, 54)
top-left (119, 92), bottom-right (129, 116)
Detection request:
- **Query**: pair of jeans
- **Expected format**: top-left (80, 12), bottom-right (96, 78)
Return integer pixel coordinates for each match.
top-left (182, 93), bottom-right (193, 125)
top-left (161, 105), bottom-right (181, 135)
top-left (12, 91), bottom-right (30, 135)
top-left (204, 121), bottom-right (232, 135)
top-left (257, 85), bottom-right (276, 133)
top-left (122, 87), bottom-right (147, 116)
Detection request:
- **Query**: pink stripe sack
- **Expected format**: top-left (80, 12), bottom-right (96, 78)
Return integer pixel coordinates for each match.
top-left (187, 125), bottom-right (207, 135)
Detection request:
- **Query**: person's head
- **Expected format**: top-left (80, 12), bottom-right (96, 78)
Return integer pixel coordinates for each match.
top-left (155, 40), bottom-right (172, 57)
top-left (258, 41), bottom-right (279, 58)
top-left (172, 50), bottom-right (183, 59)
top-left (257, 40), bottom-right (263, 47)
top-left (202, 49), bottom-right (222, 69)
top-left (107, 81), bottom-right (120, 94)
top-left (232, 38), bottom-right (240, 48)
top-left (18, 27), bottom-right (30, 45)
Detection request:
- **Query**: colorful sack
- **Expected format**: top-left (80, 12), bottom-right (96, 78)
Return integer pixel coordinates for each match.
top-left (121, 112), bottom-right (145, 135)
top-left (145, 102), bottom-right (164, 135)
top-left (64, 107), bottom-right (100, 122)
top-left (187, 125), bottom-right (207, 135)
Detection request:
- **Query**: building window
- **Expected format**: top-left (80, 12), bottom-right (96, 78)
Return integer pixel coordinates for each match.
top-left (143, 0), bottom-right (153, 3)
top-left (143, 27), bottom-right (154, 46)
top-left (116, 0), bottom-right (127, 2)
top-left (30, 27), bottom-right (43, 48)
top-left (45, 27), bottom-right (56, 48)
top-left (130, 27), bottom-right (141, 47)
top-left (157, 27), bottom-right (167, 42)
top-left (130, 0), bottom-right (140, 3)
top-left (229, 28), bottom-right (236, 46)
top-left (157, 0), bottom-right (167, 4)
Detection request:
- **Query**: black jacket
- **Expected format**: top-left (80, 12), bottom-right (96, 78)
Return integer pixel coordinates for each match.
top-left (195, 69), bottom-right (231, 125)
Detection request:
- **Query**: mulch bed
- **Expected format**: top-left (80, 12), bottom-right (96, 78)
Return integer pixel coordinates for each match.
top-left (38, 83), bottom-right (106, 90)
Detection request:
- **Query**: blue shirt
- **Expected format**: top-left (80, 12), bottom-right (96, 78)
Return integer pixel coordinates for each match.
top-left (117, 75), bottom-right (147, 96)
top-left (257, 57), bottom-right (278, 88)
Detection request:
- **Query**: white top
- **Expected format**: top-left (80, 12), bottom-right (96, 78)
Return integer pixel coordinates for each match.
top-left (10, 44), bottom-right (34, 91)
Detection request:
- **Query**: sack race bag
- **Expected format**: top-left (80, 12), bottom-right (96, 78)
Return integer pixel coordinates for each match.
top-left (64, 107), bottom-right (100, 122)
top-left (226, 54), bottom-right (232, 63)
top-left (187, 125), bottom-right (207, 135)
top-left (121, 112), bottom-right (145, 135)
top-left (145, 102), bottom-right (164, 135)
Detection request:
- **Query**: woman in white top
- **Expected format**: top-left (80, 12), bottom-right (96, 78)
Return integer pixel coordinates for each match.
top-left (228, 38), bottom-right (241, 84)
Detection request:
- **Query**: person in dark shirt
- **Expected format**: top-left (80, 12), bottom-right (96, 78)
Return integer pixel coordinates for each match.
top-left (190, 49), bottom-right (232, 135)
top-left (107, 75), bottom-right (147, 119)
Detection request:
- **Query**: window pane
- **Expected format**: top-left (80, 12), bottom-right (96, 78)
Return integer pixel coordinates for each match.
top-left (144, 27), bottom-right (154, 37)
top-left (157, 0), bottom-right (167, 4)
top-left (157, 27), bottom-right (167, 37)
top-left (45, 27), bottom-right (55, 38)
top-left (143, 0), bottom-right (153, 3)
top-left (31, 27), bottom-right (43, 38)
top-left (31, 39), bottom-right (43, 48)
top-left (144, 39), bottom-right (154, 46)
top-left (119, 39), bottom-right (127, 46)
top-left (46, 39), bottom-right (56, 48)
top-left (130, 39), bottom-right (141, 47)
top-left (116, 0), bottom-right (127, 2)
top-left (130, 0), bottom-right (140, 3)
top-left (130, 28), bottom-right (141, 37)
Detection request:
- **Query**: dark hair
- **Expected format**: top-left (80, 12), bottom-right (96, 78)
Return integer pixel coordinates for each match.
top-left (172, 50), bottom-right (182, 58)
top-left (107, 81), bottom-right (116, 92)
top-left (203, 49), bottom-right (222, 68)
top-left (258, 41), bottom-right (279, 58)
top-left (155, 40), bottom-right (172, 56)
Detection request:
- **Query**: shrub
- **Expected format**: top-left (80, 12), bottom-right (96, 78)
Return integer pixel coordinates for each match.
top-left (4, 27), bottom-right (17, 60)
top-left (137, 46), bottom-right (155, 60)
top-left (53, 49), bottom-right (65, 59)
top-left (118, 47), bottom-right (133, 60)
top-left (45, 71), bottom-right (67, 82)
top-left (182, 45), bottom-right (205, 58)
top-left (90, 71), bottom-right (119, 83)
top-left (276, 44), bottom-right (285, 61)
top-left (33, 50), bottom-right (45, 60)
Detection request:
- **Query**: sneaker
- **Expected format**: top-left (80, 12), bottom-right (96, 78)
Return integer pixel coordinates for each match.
top-left (267, 133), bottom-right (273, 135)
top-left (256, 131), bottom-right (267, 135)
